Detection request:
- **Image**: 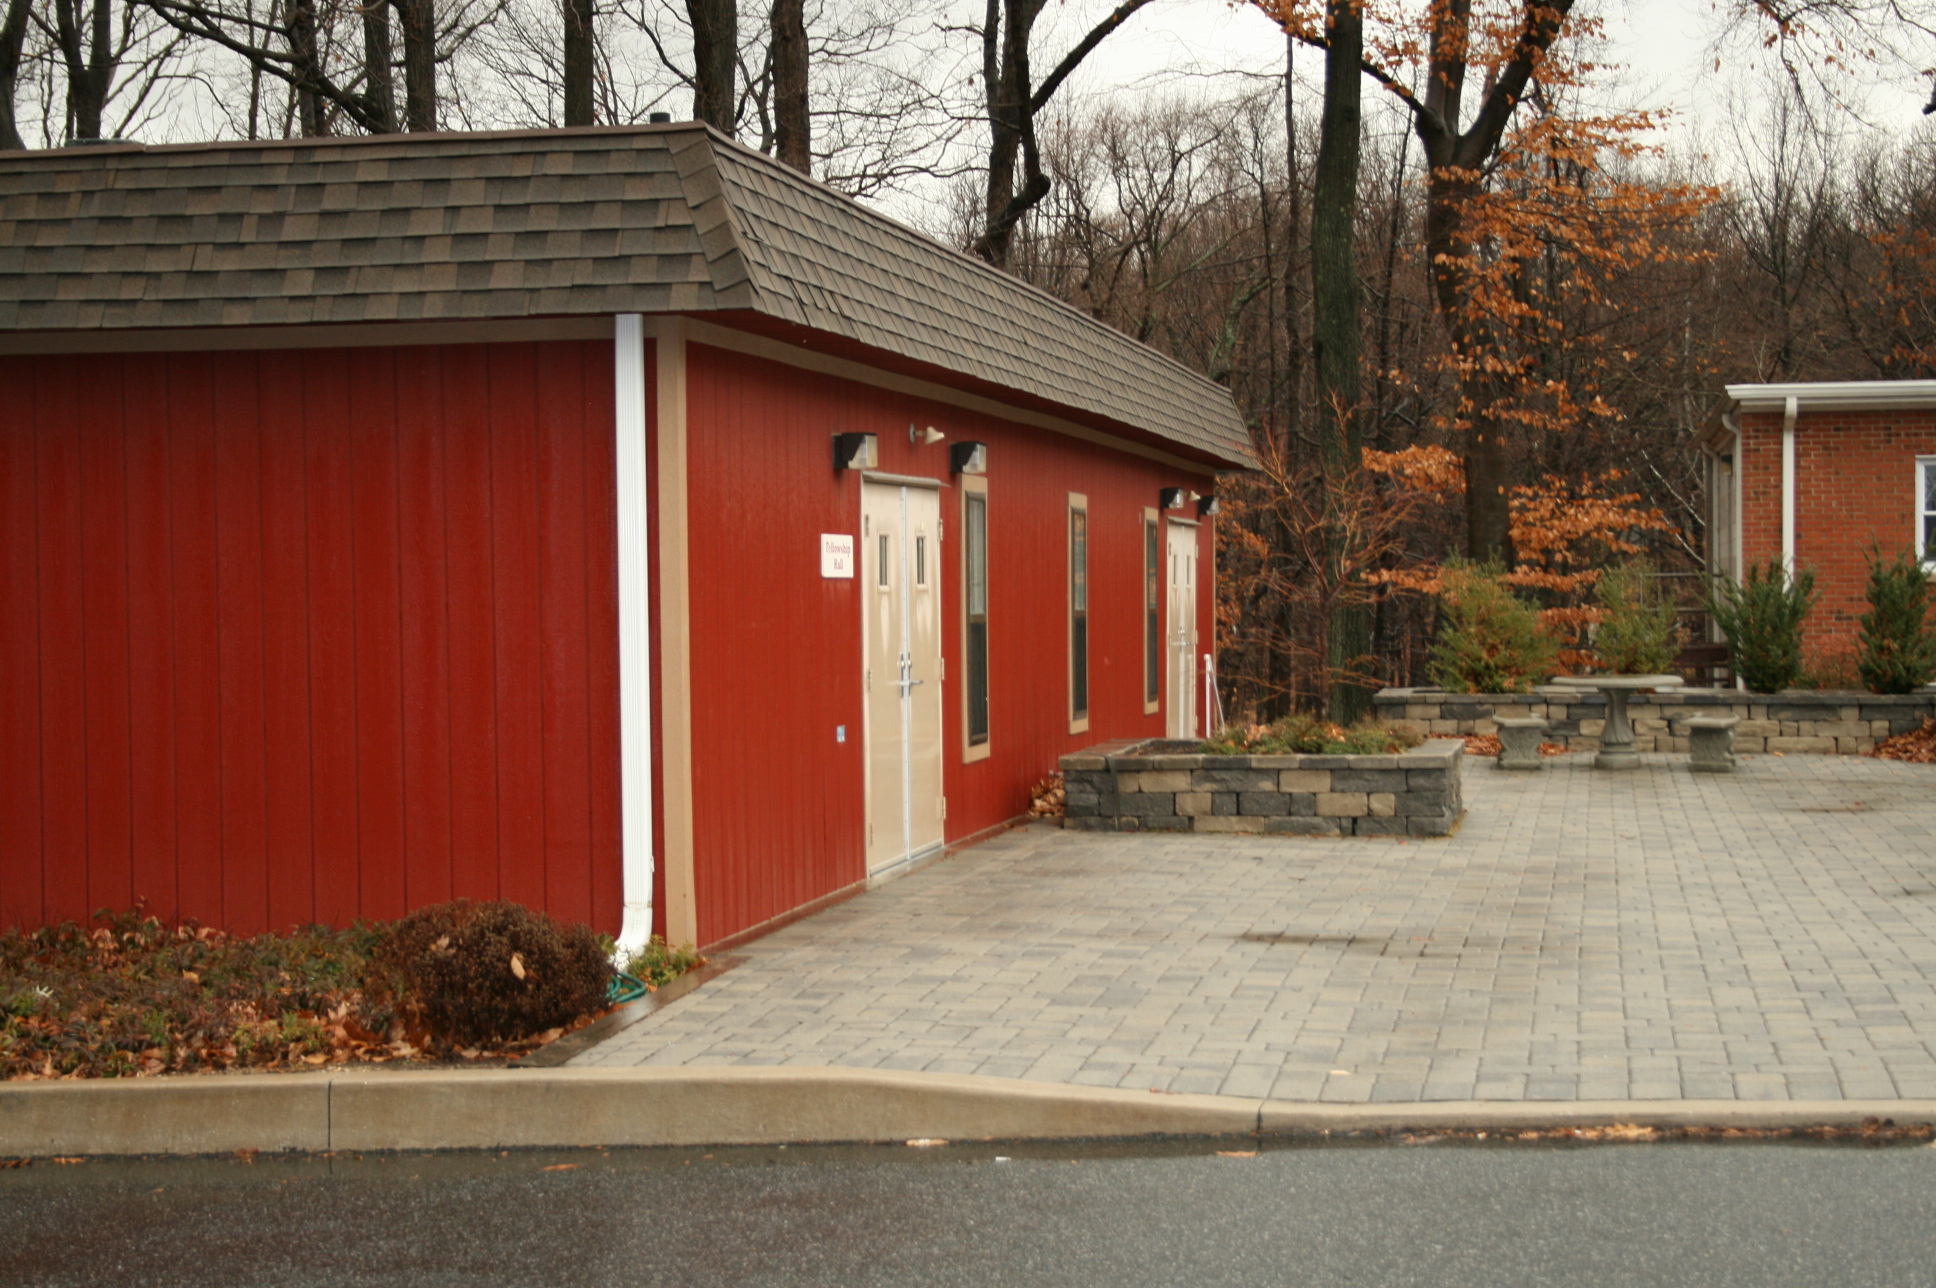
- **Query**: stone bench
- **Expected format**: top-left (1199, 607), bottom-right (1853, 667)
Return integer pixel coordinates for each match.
top-left (1687, 716), bottom-right (1739, 772)
top-left (1494, 716), bottom-right (1549, 771)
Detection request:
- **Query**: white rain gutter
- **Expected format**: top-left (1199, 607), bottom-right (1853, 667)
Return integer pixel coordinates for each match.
top-left (613, 314), bottom-right (656, 956)
top-left (1781, 395), bottom-right (1798, 579)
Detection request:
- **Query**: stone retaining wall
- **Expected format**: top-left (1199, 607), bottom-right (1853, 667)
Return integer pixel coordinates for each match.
top-left (1373, 687), bottom-right (1936, 755)
top-left (1059, 738), bottom-right (1465, 837)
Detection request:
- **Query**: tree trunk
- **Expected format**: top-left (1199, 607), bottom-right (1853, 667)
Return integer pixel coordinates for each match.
top-left (396, 0), bottom-right (435, 130)
top-left (361, 0), bottom-right (399, 133)
top-left (562, 0), bottom-right (593, 125)
top-left (978, 0), bottom-right (1032, 266)
top-left (286, 0), bottom-right (322, 135)
top-left (54, 0), bottom-right (115, 140)
top-left (0, 0), bottom-right (31, 150)
top-left (687, 0), bottom-right (736, 132)
top-left (1310, 0), bottom-right (1368, 723)
top-left (770, 0), bottom-right (808, 172)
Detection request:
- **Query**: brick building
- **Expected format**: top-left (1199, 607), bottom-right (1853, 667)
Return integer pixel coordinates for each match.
top-left (1706, 381), bottom-right (1936, 655)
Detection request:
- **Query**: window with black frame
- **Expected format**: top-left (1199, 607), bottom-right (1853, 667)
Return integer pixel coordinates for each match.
top-left (965, 489), bottom-right (990, 748)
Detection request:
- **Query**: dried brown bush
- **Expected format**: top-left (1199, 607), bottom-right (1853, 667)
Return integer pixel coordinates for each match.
top-left (372, 901), bottom-right (612, 1046)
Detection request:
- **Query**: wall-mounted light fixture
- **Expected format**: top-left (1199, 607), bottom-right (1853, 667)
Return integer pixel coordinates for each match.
top-left (910, 423), bottom-right (946, 446)
top-left (949, 441), bottom-right (988, 475)
top-left (1197, 494), bottom-right (1220, 518)
top-left (1159, 487), bottom-right (1186, 510)
top-left (833, 432), bottom-right (878, 471)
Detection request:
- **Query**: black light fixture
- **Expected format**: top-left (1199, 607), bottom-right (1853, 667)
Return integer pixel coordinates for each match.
top-left (1197, 494), bottom-right (1220, 518)
top-left (950, 441), bottom-right (988, 475)
top-left (1159, 487), bottom-right (1186, 510)
top-left (833, 432), bottom-right (878, 471)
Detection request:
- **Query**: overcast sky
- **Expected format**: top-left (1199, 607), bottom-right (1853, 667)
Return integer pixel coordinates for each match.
top-left (1028, 0), bottom-right (1934, 158)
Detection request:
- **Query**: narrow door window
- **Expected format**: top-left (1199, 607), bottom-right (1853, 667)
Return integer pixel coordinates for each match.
top-left (1144, 516), bottom-right (1160, 708)
top-left (964, 488), bottom-right (990, 750)
top-left (1069, 498), bottom-right (1088, 727)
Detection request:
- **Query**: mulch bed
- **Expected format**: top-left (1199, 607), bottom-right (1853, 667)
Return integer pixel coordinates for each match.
top-left (0, 908), bottom-right (619, 1082)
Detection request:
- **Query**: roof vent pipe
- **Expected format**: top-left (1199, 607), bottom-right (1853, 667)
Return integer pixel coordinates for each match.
top-left (648, 111), bottom-right (673, 123)
top-left (1781, 395), bottom-right (1798, 582)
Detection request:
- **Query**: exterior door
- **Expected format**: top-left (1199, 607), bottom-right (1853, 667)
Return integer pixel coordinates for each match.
top-left (862, 481), bottom-right (945, 874)
top-left (1166, 521), bottom-right (1198, 740)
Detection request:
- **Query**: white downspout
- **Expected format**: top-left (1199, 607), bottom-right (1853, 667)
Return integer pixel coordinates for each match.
top-left (613, 314), bottom-right (656, 956)
top-left (1780, 395), bottom-right (1798, 581)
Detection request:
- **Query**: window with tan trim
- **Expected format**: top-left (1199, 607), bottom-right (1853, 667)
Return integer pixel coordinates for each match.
top-left (961, 475), bottom-right (991, 762)
top-left (1143, 509), bottom-right (1160, 713)
top-left (1920, 457), bottom-right (1936, 572)
top-left (1069, 493), bottom-right (1089, 734)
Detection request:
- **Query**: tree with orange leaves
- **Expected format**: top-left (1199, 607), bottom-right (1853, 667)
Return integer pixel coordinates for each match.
top-left (1249, 0), bottom-right (1717, 567)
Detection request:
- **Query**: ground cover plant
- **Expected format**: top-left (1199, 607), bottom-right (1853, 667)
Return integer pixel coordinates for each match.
top-left (1707, 558), bottom-right (1815, 694)
top-left (1203, 714), bottom-right (1423, 756)
top-left (0, 901), bottom-right (701, 1081)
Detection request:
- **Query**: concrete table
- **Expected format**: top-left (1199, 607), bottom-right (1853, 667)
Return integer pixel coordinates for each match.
top-left (1547, 674), bottom-right (1684, 769)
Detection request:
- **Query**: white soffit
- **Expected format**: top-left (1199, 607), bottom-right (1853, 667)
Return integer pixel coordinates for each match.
top-left (1726, 380), bottom-right (1936, 414)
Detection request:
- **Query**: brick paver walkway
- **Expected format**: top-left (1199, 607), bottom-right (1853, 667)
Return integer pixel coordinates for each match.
top-left (576, 755), bottom-right (1936, 1102)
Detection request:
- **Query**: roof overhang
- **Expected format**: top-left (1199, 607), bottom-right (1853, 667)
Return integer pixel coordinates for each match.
top-left (1725, 379), bottom-right (1936, 414)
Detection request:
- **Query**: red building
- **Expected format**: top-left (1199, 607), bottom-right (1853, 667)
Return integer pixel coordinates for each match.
top-left (0, 125), bottom-right (1250, 950)
top-left (1707, 382), bottom-right (1936, 657)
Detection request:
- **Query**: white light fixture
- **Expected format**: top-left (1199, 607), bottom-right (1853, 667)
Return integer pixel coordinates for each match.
top-left (910, 423), bottom-right (946, 446)
top-left (833, 432), bottom-right (878, 471)
top-left (1159, 487), bottom-right (1186, 510)
top-left (950, 441), bottom-right (987, 475)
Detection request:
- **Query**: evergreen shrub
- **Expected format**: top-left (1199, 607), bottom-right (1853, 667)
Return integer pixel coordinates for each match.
top-left (1855, 545), bottom-right (1936, 695)
top-left (1705, 558), bottom-right (1814, 694)
top-left (1426, 560), bottom-right (1559, 694)
top-left (1591, 558), bottom-right (1680, 674)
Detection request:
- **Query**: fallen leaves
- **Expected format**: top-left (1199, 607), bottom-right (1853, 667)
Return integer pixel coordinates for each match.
top-left (541, 1163), bottom-right (579, 1172)
top-left (1868, 717), bottom-right (1936, 764)
top-left (905, 1139), bottom-right (949, 1148)
top-left (1216, 1150), bottom-right (1259, 1158)
top-left (1027, 775), bottom-right (1066, 819)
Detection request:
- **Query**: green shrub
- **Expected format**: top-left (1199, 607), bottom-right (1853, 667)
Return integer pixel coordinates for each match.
top-left (1201, 714), bottom-right (1422, 756)
top-left (1591, 558), bottom-right (1681, 675)
top-left (1426, 560), bottom-right (1559, 694)
top-left (373, 900), bottom-right (612, 1046)
top-left (1855, 545), bottom-right (1936, 695)
top-left (1706, 558), bottom-right (1815, 694)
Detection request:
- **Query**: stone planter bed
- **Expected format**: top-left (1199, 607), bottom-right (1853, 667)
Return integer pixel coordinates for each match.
top-left (1374, 687), bottom-right (1936, 756)
top-left (1059, 738), bottom-right (1465, 837)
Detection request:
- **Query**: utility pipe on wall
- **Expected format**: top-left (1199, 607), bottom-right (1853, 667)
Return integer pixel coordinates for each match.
top-left (1781, 395), bottom-right (1798, 580)
top-left (613, 313), bottom-right (656, 956)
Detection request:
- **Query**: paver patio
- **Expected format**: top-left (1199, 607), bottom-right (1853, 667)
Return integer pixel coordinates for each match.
top-left (575, 754), bottom-right (1936, 1102)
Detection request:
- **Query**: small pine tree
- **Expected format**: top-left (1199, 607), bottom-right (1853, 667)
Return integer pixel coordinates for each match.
top-left (1706, 558), bottom-right (1815, 694)
top-left (1591, 558), bottom-right (1680, 674)
top-left (1427, 560), bottom-right (1560, 694)
top-left (1856, 545), bottom-right (1936, 695)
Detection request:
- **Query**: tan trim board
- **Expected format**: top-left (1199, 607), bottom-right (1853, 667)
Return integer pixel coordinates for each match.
top-left (862, 470), bottom-right (945, 490)
top-left (647, 315), bottom-right (699, 948)
top-left (0, 316), bottom-right (615, 355)
top-left (1067, 491), bottom-right (1089, 736)
top-left (680, 318), bottom-right (1218, 476)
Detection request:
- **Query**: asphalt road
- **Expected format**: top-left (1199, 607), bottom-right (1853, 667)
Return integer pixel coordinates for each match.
top-left (4, 1137), bottom-right (1934, 1287)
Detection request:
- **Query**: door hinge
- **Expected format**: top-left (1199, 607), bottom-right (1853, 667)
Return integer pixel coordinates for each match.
top-left (940, 797), bottom-right (947, 820)
top-left (940, 657), bottom-right (947, 681)
top-left (866, 667), bottom-right (871, 687)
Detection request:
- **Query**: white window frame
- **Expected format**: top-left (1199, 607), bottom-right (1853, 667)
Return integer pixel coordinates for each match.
top-left (1919, 457), bottom-right (1936, 575)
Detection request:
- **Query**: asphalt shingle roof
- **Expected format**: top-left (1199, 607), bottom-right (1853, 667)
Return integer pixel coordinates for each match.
top-left (0, 124), bottom-right (1251, 467)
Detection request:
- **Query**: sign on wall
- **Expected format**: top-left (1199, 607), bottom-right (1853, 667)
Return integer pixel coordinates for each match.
top-left (820, 533), bottom-right (855, 579)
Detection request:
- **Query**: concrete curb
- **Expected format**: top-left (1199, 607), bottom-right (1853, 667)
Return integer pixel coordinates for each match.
top-left (4, 1067), bottom-right (1933, 1157)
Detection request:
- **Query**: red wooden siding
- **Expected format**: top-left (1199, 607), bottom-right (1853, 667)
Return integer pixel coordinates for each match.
top-left (1738, 409), bottom-right (1936, 654)
top-left (0, 343), bottom-right (622, 936)
top-left (682, 341), bottom-right (1216, 946)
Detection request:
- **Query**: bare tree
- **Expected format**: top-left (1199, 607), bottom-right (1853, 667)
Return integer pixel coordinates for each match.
top-left (769, 0), bottom-right (804, 169)
top-left (2, 0), bottom-right (33, 147)
top-left (560, 0), bottom-right (589, 122)
top-left (684, 0), bottom-right (729, 128)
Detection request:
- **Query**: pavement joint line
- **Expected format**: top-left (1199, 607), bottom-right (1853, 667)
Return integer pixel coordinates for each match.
top-left (3, 1067), bottom-right (1935, 1157)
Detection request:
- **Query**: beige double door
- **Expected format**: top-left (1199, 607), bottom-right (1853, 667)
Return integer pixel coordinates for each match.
top-left (862, 481), bottom-right (945, 874)
top-left (1166, 520), bottom-right (1199, 739)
